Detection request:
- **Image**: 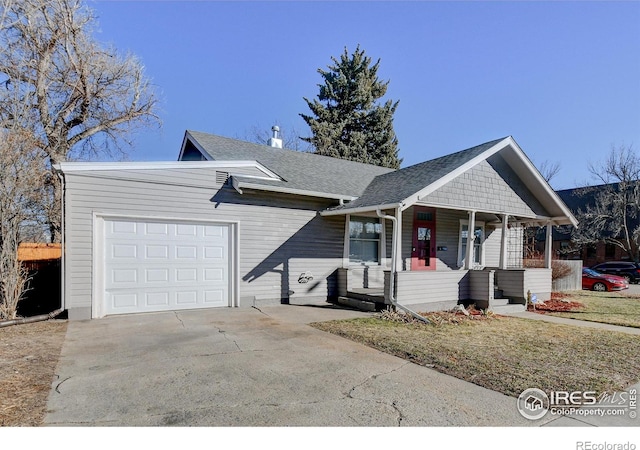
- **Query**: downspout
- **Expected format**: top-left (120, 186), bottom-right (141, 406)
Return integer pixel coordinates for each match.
top-left (376, 209), bottom-right (431, 324)
top-left (56, 167), bottom-right (66, 315)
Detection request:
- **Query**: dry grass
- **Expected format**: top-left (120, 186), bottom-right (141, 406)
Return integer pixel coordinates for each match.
top-left (311, 312), bottom-right (640, 398)
top-left (0, 320), bottom-right (67, 426)
top-left (540, 291), bottom-right (640, 328)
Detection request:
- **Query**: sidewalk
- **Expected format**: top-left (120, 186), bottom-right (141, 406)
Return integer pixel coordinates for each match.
top-left (505, 310), bottom-right (640, 335)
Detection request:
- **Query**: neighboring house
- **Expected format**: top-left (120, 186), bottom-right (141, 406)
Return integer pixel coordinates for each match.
top-left (55, 131), bottom-right (576, 320)
top-left (542, 185), bottom-right (637, 267)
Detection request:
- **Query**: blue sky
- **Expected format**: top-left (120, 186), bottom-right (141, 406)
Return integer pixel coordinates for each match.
top-left (90, 0), bottom-right (640, 190)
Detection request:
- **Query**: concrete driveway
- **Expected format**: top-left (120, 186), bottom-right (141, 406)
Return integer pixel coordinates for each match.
top-left (45, 304), bottom-right (546, 426)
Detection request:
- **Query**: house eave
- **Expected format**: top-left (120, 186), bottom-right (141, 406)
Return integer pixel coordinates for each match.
top-left (56, 160), bottom-right (268, 172)
top-left (232, 178), bottom-right (357, 202)
top-left (320, 203), bottom-right (404, 217)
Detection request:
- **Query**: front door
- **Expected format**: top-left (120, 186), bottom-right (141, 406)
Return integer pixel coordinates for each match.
top-left (411, 207), bottom-right (436, 271)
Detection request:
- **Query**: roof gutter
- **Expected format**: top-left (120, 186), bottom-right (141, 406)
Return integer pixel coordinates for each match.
top-left (233, 179), bottom-right (356, 202)
top-left (321, 203), bottom-right (404, 217)
top-left (376, 208), bottom-right (431, 325)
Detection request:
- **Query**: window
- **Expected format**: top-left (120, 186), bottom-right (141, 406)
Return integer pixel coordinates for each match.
top-left (349, 216), bottom-right (382, 264)
top-left (605, 243), bottom-right (616, 258)
top-left (458, 220), bottom-right (485, 268)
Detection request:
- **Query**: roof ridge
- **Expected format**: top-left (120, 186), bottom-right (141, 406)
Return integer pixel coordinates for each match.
top-left (186, 130), bottom-right (395, 173)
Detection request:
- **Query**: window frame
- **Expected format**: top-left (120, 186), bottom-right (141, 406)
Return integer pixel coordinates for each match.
top-left (346, 215), bottom-right (384, 266)
top-left (457, 219), bottom-right (486, 268)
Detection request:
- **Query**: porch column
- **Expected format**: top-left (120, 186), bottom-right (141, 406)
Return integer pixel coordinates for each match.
top-left (395, 206), bottom-right (403, 271)
top-left (499, 214), bottom-right (509, 270)
top-left (545, 221), bottom-right (553, 269)
top-left (465, 210), bottom-right (476, 270)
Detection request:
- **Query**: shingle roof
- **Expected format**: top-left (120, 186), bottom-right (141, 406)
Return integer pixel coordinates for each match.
top-left (187, 130), bottom-right (394, 199)
top-left (329, 137), bottom-right (508, 211)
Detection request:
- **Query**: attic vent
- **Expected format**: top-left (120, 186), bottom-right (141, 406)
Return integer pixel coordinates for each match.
top-left (215, 171), bottom-right (229, 185)
top-left (267, 125), bottom-right (283, 148)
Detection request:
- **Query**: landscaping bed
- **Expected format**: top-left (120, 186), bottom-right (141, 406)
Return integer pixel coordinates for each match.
top-left (531, 291), bottom-right (640, 328)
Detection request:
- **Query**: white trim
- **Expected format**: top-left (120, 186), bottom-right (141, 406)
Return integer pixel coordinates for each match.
top-left (321, 203), bottom-right (404, 217)
top-left (347, 215), bottom-right (384, 266)
top-left (235, 179), bottom-right (357, 202)
top-left (342, 216), bottom-right (351, 268)
top-left (501, 138), bottom-right (579, 227)
top-left (92, 214), bottom-right (105, 319)
top-left (500, 214), bottom-right (509, 270)
top-left (395, 206), bottom-right (403, 272)
top-left (92, 213), bottom-right (240, 318)
top-left (412, 200), bottom-right (539, 220)
top-left (545, 222), bottom-right (553, 269)
top-left (56, 159), bottom-right (281, 178)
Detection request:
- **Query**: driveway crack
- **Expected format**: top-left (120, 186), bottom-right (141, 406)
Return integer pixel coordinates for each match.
top-left (174, 312), bottom-right (185, 328)
top-left (216, 327), bottom-right (241, 352)
top-left (54, 376), bottom-right (71, 394)
top-left (346, 361), bottom-right (411, 426)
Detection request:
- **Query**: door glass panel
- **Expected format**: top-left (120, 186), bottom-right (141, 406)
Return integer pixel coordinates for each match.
top-left (417, 227), bottom-right (430, 241)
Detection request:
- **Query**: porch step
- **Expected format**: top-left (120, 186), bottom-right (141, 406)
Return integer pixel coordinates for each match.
top-left (492, 298), bottom-right (510, 307)
top-left (338, 296), bottom-right (388, 312)
top-left (490, 302), bottom-right (526, 315)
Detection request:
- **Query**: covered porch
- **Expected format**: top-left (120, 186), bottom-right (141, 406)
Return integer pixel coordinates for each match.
top-left (331, 204), bottom-right (557, 312)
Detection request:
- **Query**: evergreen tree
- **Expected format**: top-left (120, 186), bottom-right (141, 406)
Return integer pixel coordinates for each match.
top-left (300, 46), bottom-right (401, 169)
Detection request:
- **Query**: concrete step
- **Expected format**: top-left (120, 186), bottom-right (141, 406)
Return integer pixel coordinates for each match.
top-left (337, 296), bottom-right (378, 312)
top-left (491, 303), bottom-right (526, 315)
top-left (491, 298), bottom-right (510, 307)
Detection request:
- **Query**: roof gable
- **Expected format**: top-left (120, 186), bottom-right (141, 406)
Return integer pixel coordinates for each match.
top-left (424, 156), bottom-right (548, 217)
top-left (323, 136), bottom-right (577, 226)
top-left (324, 137), bottom-right (506, 212)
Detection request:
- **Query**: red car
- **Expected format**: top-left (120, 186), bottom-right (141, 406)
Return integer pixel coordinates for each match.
top-left (582, 268), bottom-right (629, 292)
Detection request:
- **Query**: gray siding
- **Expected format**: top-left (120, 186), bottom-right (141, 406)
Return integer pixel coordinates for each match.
top-left (423, 155), bottom-right (548, 217)
top-left (394, 270), bottom-right (469, 306)
top-left (495, 268), bottom-right (552, 303)
top-left (63, 166), bottom-right (345, 318)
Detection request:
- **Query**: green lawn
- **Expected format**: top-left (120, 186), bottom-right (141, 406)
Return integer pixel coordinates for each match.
top-left (311, 313), bottom-right (640, 398)
top-left (542, 291), bottom-right (640, 328)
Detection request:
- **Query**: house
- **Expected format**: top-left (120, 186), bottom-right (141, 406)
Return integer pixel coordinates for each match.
top-left (55, 131), bottom-right (577, 320)
top-left (549, 185), bottom-right (637, 267)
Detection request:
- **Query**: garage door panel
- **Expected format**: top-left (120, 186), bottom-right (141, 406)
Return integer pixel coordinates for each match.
top-left (103, 218), bottom-right (231, 316)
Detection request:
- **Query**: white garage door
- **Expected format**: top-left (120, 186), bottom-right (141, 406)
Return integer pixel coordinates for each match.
top-left (103, 218), bottom-right (231, 316)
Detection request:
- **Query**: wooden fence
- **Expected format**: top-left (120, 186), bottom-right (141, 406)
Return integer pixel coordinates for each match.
top-left (552, 260), bottom-right (583, 292)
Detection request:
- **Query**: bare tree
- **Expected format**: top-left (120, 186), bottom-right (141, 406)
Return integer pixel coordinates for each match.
top-left (0, 0), bottom-right (160, 241)
top-left (572, 144), bottom-right (640, 261)
top-left (538, 160), bottom-right (561, 184)
top-left (0, 128), bottom-right (48, 319)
